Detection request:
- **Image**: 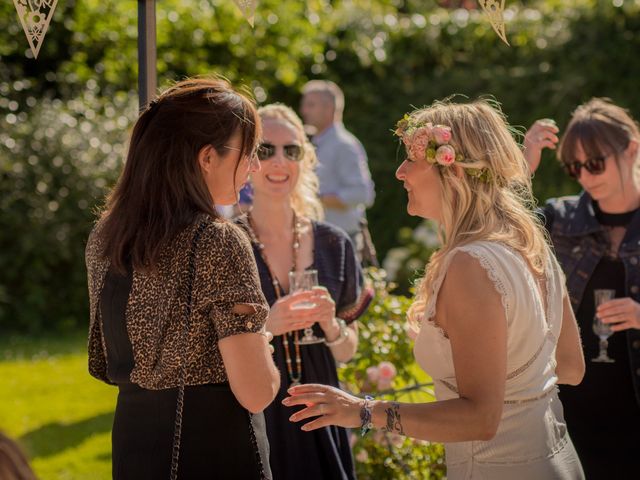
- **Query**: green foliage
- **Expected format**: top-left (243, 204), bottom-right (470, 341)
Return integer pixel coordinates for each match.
top-left (339, 270), bottom-right (446, 479)
top-left (0, 91), bottom-right (133, 331)
top-left (2, 1), bottom-right (640, 329)
top-left (382, 220), bottom-right (441, 294)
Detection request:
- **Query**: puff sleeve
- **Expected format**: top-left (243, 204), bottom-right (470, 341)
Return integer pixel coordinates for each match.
top-left (196, 221), bottom-right (269, 340)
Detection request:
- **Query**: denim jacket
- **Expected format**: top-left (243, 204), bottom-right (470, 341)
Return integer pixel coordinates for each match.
top-left (543, 192), bottom-right (640, 405)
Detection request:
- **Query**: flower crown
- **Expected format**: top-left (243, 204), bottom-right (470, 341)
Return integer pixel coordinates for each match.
top-left (394, 116), bottom-right (492, 183)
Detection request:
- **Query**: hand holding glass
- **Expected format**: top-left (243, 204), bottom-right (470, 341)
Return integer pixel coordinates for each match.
top-left (592, 289), bottom-right (616, 363)
top-left (289, 270), bottom-right (324, 345)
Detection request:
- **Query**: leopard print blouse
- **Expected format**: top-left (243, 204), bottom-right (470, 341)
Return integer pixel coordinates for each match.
top-left (85, 215), bottom-right (269, 390)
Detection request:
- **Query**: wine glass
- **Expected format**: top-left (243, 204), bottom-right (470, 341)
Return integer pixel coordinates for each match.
top-left (592, 289), bottom-right (616, 363)
top-left (289, 269), bottom-right (324, 345)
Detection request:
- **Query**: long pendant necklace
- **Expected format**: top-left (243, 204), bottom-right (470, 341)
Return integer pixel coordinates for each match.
top-left (246, 211), bottom-right (304, 386)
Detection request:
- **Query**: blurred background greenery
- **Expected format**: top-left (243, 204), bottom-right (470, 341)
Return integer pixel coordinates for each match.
top-left (1, 1), bottom-right (640, 477)
top-left (2, 0), bottom-right (640, 331)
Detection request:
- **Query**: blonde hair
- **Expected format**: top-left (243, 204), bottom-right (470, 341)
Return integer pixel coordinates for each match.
top-left (257, 104), bottom-right (324, 221)
top-left (405, 99), bottom-right (551, 326)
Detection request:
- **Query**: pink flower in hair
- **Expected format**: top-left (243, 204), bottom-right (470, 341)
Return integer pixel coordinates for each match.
top-left (432, 125), bottom-right (452, 145)
top-left (435, 145), bottom-right (456, 166)
top-left (408, 127), bottom-right (431, 161)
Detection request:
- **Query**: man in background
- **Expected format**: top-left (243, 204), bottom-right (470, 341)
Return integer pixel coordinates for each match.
top-left (300, 80), bottom-right (377, 264)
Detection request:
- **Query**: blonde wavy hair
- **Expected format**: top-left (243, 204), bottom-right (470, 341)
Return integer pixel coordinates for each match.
top-left (405, 99), bottom-right (552, 327)
top-left (257, 104), bottom-right (324, 221)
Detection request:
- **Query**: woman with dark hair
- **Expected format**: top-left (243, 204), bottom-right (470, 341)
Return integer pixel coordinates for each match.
top-left (524, 98), bottom-right (640, 478)
top-left (85, 77), bottom-right (279, 479)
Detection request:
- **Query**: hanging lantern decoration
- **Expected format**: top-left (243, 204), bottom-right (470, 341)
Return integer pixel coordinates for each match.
top-left (478, 0), bottom-right (509, 45)
top-left (13, 0), bottom-right (60, 59)
top-left (12, 0), bottom-right (509, 59)
top-left (233, 0), bottom-right (258, 27)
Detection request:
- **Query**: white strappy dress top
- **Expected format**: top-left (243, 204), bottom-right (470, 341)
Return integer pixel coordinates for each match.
top-left (413, 241), bottom-right (584, 479)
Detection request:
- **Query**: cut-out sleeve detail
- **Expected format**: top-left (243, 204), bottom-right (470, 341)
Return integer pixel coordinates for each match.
top-left (199, 222), bottom-right (269, 340)
top-left (210, 302), bottom-right (268, 339)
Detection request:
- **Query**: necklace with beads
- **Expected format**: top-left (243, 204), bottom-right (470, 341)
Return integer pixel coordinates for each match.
top-left (245, 210), bottom-right (304, 386)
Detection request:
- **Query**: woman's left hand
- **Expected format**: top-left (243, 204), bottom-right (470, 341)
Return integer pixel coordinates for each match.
top-left (598, 297), bottom-right (640, 331)
top-left (282, 384), bottom-right (363, 431)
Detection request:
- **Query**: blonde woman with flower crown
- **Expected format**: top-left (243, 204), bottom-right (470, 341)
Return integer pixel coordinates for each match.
top-left (284, 100), bottom-right (586, 479)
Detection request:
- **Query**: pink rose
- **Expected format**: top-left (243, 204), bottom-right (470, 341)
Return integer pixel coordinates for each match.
top-left (366, 366), bottom-right (380, 384)
top-left (355, 449), bottom-right (369, 463)
top-left (435, 145), bottom-right (456, 166)
top-left (408, 127), bottom-right (430, 161)
top-left (432, 125), bottom-right (452, 145)
top-left (378, 361), bottom-right (397, 380)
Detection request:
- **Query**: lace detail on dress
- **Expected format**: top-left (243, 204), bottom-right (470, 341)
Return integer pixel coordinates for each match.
top-left (441, 377), bottom-right (557, 405)
top-left (506, 329), bottom-right (555, 380)
top-left (422, 243), bottom-right (512, 336)
top-left (458, 245), bottom-right (512, 319)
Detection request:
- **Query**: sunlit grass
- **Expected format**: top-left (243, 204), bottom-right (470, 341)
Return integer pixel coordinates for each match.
top-left (0, 331), bottom-right (116, 480)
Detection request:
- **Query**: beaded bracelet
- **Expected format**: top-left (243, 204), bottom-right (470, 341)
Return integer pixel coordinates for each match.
top-left (359, 395), bottom-right (374, 437)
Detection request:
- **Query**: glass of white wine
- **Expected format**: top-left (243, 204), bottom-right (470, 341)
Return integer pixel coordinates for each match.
top-left (592, 289), bottom-right (616, 363)
top-left (289, 269), bottom-right (324, 345)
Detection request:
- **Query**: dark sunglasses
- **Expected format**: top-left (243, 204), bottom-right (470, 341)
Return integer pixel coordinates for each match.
top-left (257, 143), bottom-right (304, 162)
top-left (563, 155), bottom-right (607, 179)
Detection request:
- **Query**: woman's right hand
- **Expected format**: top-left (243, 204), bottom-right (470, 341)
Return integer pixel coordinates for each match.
top-left (523, 119), bottom-right (560, 173)
top-left (267, 291), bottom-right (318, 336)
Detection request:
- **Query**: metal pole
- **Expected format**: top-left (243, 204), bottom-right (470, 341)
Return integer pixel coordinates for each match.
top-left (138, 0), bottom-right (157, 111)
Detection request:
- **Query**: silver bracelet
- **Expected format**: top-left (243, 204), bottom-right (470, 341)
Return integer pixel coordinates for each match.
top-left (325, 318), bottom-right (349, 347)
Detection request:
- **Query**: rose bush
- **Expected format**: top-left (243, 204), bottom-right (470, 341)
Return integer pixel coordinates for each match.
top-left (338, 269), bottom-right (446, 479)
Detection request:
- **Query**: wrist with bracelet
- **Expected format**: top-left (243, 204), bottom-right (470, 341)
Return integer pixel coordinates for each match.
top-left (325, 318), bottom-right (349, 347)
top-left (359, 395), bottom-right (374, 437)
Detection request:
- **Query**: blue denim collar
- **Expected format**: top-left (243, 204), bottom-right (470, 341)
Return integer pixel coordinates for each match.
top-left (558, 191), bottom-right (640, 248)
top-left (557, 191), bottom-right (603, 237)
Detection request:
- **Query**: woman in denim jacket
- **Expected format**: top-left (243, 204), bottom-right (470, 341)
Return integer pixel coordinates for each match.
top-left (524, 98), bottom-right (640, 479)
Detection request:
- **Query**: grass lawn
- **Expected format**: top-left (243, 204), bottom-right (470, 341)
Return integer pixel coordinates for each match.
top-left (0, 331), bottom-right (116, 480)
top-left (0, 331), bottom-right (435, 479)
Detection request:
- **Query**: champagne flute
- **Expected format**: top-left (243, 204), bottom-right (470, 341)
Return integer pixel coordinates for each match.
top-left (592, 289), bottom-right (616, 363)
top-left (289, 269), bottom-right (324, 345)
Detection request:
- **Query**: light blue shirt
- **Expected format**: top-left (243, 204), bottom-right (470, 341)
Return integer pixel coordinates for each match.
top-left (313, 123), bottom-right (375, 234)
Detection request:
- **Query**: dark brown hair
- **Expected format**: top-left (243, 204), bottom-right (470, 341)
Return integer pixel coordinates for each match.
top-left (559, 97), bottom-right (639, 167)
top-left (99, 77), bottom-right (260, 273)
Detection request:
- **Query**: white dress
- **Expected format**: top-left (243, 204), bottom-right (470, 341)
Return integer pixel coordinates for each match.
top-left (413, 241), bottom-right (584, 480)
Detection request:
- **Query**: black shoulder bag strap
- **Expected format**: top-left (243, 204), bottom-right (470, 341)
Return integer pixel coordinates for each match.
top-left (169, 220), bottom-right (267, 480)
top-left (170, 221), bottom-right (206, 480)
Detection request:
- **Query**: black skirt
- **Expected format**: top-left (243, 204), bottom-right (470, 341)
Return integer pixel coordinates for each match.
top-left (101, 265), bottom-right (271, 479)
top-left (112, 382), bottom-right (271, 480)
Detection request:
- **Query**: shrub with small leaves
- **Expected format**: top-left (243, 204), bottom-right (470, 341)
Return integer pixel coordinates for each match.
top-left (339, 269), bottom-right (446, 479)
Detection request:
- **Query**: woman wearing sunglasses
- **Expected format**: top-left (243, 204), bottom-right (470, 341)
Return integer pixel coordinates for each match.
top-left (234, 104), bottom-right (372, 480)
top-left (523, 98), bottom-right (640, 479)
